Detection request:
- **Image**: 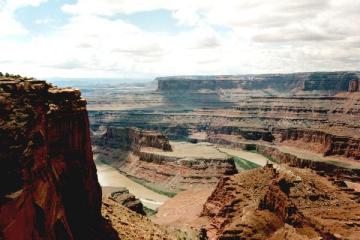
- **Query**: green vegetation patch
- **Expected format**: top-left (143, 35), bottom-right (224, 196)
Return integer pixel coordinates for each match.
top-left (143, 206), bottom-right (157, 217)
top-left (130, 177), bottom-right (177, 198)
top-left (244, 144), bottom-right (257, 152)
top-left (233, 156), bottom-right (261, 170)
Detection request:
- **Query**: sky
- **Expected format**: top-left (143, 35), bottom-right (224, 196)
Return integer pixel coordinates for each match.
top-left (0, 0), bottom-right (359, 79)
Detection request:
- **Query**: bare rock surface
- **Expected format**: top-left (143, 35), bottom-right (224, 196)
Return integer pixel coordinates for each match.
top-left (102, 197), bottom-right (177, 240)
top-left (202, 164), bottom-right (360, 240)
top-left (0, 76), bottom-right (117, 239)
top-left (109, 187), bottom-right (146, 215)
top-left (94, 128), bottom-right (238, 192)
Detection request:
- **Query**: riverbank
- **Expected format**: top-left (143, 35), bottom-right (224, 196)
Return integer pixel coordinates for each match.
top-left (95, 155), bottom-right (169, 210)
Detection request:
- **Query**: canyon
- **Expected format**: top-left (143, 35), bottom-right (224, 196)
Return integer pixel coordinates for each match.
top-left (88, 71), bottom-right (360, 239)
top-left (1, 72), bottom-right (360, 240)
top-left (0, 76), bottom-right (177, 239)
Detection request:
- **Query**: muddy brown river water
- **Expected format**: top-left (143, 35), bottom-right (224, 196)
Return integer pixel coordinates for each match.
top-left (95, 155), bottom-right (169, 210)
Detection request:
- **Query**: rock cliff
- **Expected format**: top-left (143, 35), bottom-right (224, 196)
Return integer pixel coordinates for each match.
top-left (94, 127), bottom-right (172, 153)
top-left (208, 127), bottom-right (360, 160)
top-left (157, 72), bottom-right (360, 92)
top-left (0, 77), bottom-right (116, 239)
top-left (348, 79), bottom-right (360, 92)
top-left (275, 128), bottom-right (360, 160)
top-left (202, 165), bottom-right (360, 239)
top-left (109, 188), bottom-right (146, 215)
top-left (93, 127), bottom-right (237, 192)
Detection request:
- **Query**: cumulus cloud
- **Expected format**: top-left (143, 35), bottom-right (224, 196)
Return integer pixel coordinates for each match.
top-left (47, 59), bottom-right (85, 70)
top-left (0, 0), bottom-right (48, 37)
top-left (0, 11), bottom-right (28, 36)
top-left (1, 0), bottom-right (360, 78)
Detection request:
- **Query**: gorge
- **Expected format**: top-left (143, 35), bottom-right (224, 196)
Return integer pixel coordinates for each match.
top-left (1, 72), bottom-right (360, 240)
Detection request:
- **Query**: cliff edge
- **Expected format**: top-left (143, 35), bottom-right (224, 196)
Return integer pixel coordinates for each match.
top-left (0, 76), bottom-right (117, 239)
top-left (157, 72), bottom-right (360, 92)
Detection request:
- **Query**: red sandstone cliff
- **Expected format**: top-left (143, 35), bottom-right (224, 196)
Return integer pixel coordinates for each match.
top-left (0, 77), bottom-right (117, 240)
top-left (202, 165), bottom-right (360, 239)
top-left (94, 127), bottom-right (172, 153)
top-left (207, 126), bottom-right (360, 160)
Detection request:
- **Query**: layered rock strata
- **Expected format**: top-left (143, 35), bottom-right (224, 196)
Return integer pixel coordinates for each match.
top-left (93, 128), bottom-right (237, 192)
top-left (207, 127), bottom-right (360, 160)
top-left (102, 197), bottom-right (176, 240)
top-left (0, 77), bottom-right (116, 240)
top-left (95, 127), bottom-right (172, 153)
top-left (89, 83), bottom-right (359, 169)
top-left (202, 165), bottom-right (360, 239)
top-left (109, 188), bottom-right (146, 215)
top-left (157, 72), bottom-right (360, 92)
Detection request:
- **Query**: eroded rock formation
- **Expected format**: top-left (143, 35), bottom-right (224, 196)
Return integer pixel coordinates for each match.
top-left (275, 128), bottom-right (360, 160)
top-left (93, 127), bottom-right (237, 192)
top-left (349, 79), bottom-right (360, 92)
top-left (202, 164), bottom-right (360, 239)
top-left (95, 127), bottom-right (172, 153)
top-left (207, 127), bottom-right (360, 160)
top-left (102, 197), bottom-right (176, 240)
top-left (157, 72), bottom-right (360, 92)
top-left (110, 188), bottom-right (146, 215)
top-left (0, 77), bottom-right (117, 240)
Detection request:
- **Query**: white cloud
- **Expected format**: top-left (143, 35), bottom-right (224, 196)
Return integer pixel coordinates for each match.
top-left (62, 0), bottom-right (169, 16)
top-left (0, 0), bottom-right (48, 37)
top-left (1, 0), bottom-right (47, 11)
top-left (1, 0), bottom-right (360, 78)
top-left (0, 11), bottom-right (27, 36)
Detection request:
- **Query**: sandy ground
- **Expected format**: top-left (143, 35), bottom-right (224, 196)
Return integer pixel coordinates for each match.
top-left (153, 188), bottom-right (214, 228)
top-left (143, 141), bottom-right (229, 160)
top-left (95, 156), bottom-right (169, 210)
top-left (345, 181), bottom-right (360, 192)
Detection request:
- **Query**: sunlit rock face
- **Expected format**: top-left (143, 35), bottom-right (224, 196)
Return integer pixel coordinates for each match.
top-left (109, 188), bottom-right (146, 215)
top-left (0, 76), bottom-right (115, 240)
top-left (202, 165), bottom-right (360, 240)
top-left (92, 127), bottom-right (238, 192)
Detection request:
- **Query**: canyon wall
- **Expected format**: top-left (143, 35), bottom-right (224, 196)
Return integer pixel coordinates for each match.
top-left (348, 79), bottom-right (360, 92)
top-left (0, 77), bottom-right (116, 239)
top-left (274, 128), bottom-right (360, 160)
top-left (93, 127), bottom-right (237, 192)
top-left (201, 165), bottom-right (360, 239)
top-left (94, 127), bottom-right (172, 153)
top-left (208, 127), bottom-right (360, 160)
top-left (157, 71), bottom-right (360, 92)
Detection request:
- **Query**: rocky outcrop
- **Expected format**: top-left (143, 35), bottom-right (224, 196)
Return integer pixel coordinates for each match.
top-left (256, 145), bottom-right (360, 181)
top-left (303, 72), bottom-right (359, 91)
top-left (202, 165), bottom-right (360, 239)
top-left (94, 127), bottom-right (237, 192)
top-left (207, 127), bottom-right (360, 160)
top-left (94, 127), bottom-right (172, 153)
top-left (110, 188), bottom-right (146, 215)
top-left (157, 72), bottom-right (360, 92)
top-left (0, 77), bottom-right (117, 239)
top-left (102, 197), bottom-right (176, 240)
top-left (208, 126), bottom-right (274, 142)
top-left (349, 79), bottom-right (360, 92)
top-left (274, 128), bottom-right (360, 160)
top-left (119, 146), bottom-right (237, 192)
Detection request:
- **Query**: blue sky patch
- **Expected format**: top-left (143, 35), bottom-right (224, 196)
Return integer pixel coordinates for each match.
top-left (14, 0), bottom-right (75, 37)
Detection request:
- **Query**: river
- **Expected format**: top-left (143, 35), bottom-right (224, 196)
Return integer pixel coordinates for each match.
top-left (95, 156), bottom-right (169, 210)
